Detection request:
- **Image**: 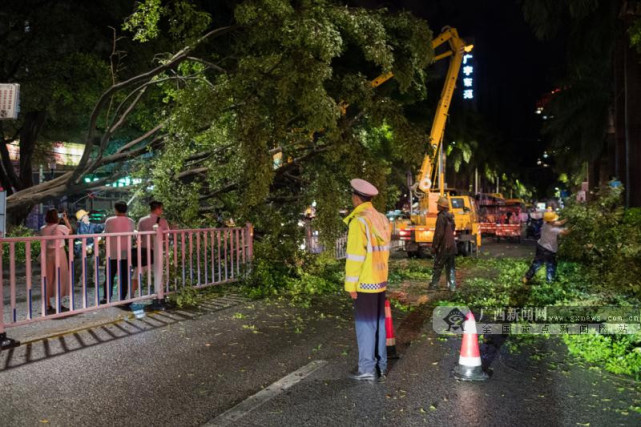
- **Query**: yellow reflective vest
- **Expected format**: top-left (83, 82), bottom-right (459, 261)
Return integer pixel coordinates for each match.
top-left (344, 202), bottom-right (391, 293)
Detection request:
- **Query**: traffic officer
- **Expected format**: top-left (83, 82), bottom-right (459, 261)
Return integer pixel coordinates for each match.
top-left (429, 196), bottom-right (457, 291)
top-left (344, 178), bottom-right (391, 381)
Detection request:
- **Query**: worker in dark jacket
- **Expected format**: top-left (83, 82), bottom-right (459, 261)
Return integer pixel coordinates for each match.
top-left (429, 196), bottom-right (457, 291)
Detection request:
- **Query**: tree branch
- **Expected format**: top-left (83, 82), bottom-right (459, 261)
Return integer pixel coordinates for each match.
top-left (104, 86), bottom-right (147, 142)
top-left (176, 167), bottom-right (209, 180)
top-left (115, 123), bottom-right (165, 154)
top-left (99, 136), bottom-right (164, 166)
top-left (198, 181), bottom-right (241, 201)
top-left (75, 25), bottom-right (236, 181)
top-left (0, 140), bottom-right (20, 190)
top-left (186, 56), bottom-right (227, 74)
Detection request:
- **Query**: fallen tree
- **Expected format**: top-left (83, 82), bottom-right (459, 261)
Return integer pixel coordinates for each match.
top-left (7, 0), bottom-right (436, 255)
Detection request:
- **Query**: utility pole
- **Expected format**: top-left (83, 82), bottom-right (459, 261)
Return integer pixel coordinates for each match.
top-left (474, 167), bottom-right (479, 195)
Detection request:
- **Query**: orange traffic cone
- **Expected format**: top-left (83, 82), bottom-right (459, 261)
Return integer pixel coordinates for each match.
top-left (384, 299), bottom-right (398, 359)
top-left (452, 311), bottom-right (489, 381)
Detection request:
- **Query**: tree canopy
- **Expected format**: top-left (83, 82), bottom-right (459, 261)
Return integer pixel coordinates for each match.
top-left (4, 0), bottom-right (442, 247)
top-left (133, 0), bottom-right (436, 245)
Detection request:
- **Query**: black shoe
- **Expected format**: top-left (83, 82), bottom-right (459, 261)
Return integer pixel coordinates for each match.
top-left (377, 367), bottom-right (388, 383)
top-left (349, 371), bottom-right (376, 381)
top-left (117, 303), bottom-right (132, 311)
top-left (428, 284), bottom-right (439, 291)
top-left (46, 306), bottom-right (69, 315)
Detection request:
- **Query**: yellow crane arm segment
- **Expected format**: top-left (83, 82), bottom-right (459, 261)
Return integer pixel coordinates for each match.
top-left (418, 27), bottom-right (472, 194)
top-left (369, 27), bottom-right (473, 195)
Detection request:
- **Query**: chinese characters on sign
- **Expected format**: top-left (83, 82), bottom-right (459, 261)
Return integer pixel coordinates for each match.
top-left (0, 84), bottom-right (20, 119)
top-left (461, 54), bottom-right (474, 100)
top-left (433, 306), bottom-right (641, 335)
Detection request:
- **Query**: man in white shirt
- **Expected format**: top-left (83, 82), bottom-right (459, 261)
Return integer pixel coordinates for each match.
top-left (102, 201), bottom-right (135, 304)
top-left (133, 201), bottom-right (170, 291)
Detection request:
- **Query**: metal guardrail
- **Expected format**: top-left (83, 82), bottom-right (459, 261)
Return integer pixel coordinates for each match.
top-left (335, 235), bottom-right (347, 260)
top-left (0, 223), bottom-right (253, 347)
top-left (332, 235), bottom-right (403, 260)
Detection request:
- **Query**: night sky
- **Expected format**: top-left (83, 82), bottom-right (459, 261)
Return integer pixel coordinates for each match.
top-left (355, 0), bottom-right (566, 186)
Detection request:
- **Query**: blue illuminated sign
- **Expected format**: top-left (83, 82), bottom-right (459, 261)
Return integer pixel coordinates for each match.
top-left (461, 54), bottom-right (474, 100)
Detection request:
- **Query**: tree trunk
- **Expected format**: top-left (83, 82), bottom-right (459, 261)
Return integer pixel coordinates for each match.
top-left (3, 111), bottom-right (47, 225)
top-left (618, 2), bottom-right (641, 207)
top-left (19, 111), bottom-right (46, 190)
top-left (624, 39), bottom-right (641, 207)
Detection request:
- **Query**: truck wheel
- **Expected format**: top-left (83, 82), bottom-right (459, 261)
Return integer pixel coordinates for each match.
top-left (457, 241), bottom-right (468, 256)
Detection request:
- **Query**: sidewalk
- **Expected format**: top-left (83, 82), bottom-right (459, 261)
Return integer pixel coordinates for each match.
top-left (1, 264), bottom-right (157, 326)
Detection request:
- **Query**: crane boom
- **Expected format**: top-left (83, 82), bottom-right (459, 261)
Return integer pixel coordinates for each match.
top-left (419, 27), bottom-right (472, 194)
top-left (369, 27), bottom-right (473, 195)
top-left (359, 27), bottom-right (481, 257)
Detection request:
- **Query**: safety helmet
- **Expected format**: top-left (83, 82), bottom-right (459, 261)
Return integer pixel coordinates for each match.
top-left (75, 209), bottom-right (89, 221)
top-left (543, 211), bottom-right (558, 223)
top-left (437, 196), bottom-right (449, 209)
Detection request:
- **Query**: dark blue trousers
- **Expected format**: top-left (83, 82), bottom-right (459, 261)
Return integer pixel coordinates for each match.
top-left (354, 291), bottom-right (387, 375)
top-left (103, 259), bottom-right (130, 301)
top-left (525, 244), bottom-right (557, 282)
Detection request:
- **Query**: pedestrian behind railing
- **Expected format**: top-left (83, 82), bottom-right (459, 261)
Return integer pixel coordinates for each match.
top-left (0, 223), bottom-right (253, 349)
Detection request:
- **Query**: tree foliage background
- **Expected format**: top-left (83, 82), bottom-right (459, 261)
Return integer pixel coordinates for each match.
top-left (2, 0), bottom-right (514, 271)
top-left (559, 185), bottom-right (641, 297)
top-left (115, 0), bottom-right (438, 266)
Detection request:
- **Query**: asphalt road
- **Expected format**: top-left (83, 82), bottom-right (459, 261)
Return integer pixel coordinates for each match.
top-left (2, 240), bottom-right (641, 426)
top-left (1, 291), bottom-right (641, 426)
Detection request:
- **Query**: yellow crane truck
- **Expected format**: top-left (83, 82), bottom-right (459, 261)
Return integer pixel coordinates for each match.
top-left (372, 27), bottom-right (481, 257)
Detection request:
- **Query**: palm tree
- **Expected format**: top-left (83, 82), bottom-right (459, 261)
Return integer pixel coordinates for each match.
top-left (521, 0), bottom-right (618, 182)
top-left (521, 0), bottom-right (641, 207)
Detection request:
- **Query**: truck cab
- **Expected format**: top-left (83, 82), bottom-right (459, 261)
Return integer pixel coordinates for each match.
top-left (399, 191), bottom-right (480, 257)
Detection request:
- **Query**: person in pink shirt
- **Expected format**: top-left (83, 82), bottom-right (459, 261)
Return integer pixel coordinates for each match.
top-left (101, 201), bottom-right (135, 305)
top-left (40, 209), bottom-right (72, 314)
top-left (132, 200), bottom-right (169, 292)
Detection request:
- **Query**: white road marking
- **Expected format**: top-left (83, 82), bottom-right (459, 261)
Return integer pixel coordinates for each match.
top-left (204, 360), bottom-right (328, 426)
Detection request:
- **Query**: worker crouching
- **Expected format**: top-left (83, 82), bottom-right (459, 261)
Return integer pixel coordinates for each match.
top-left (429, 196), bottom-right (457, 291)
top-left (344, 179), bottom-right (391, 382)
